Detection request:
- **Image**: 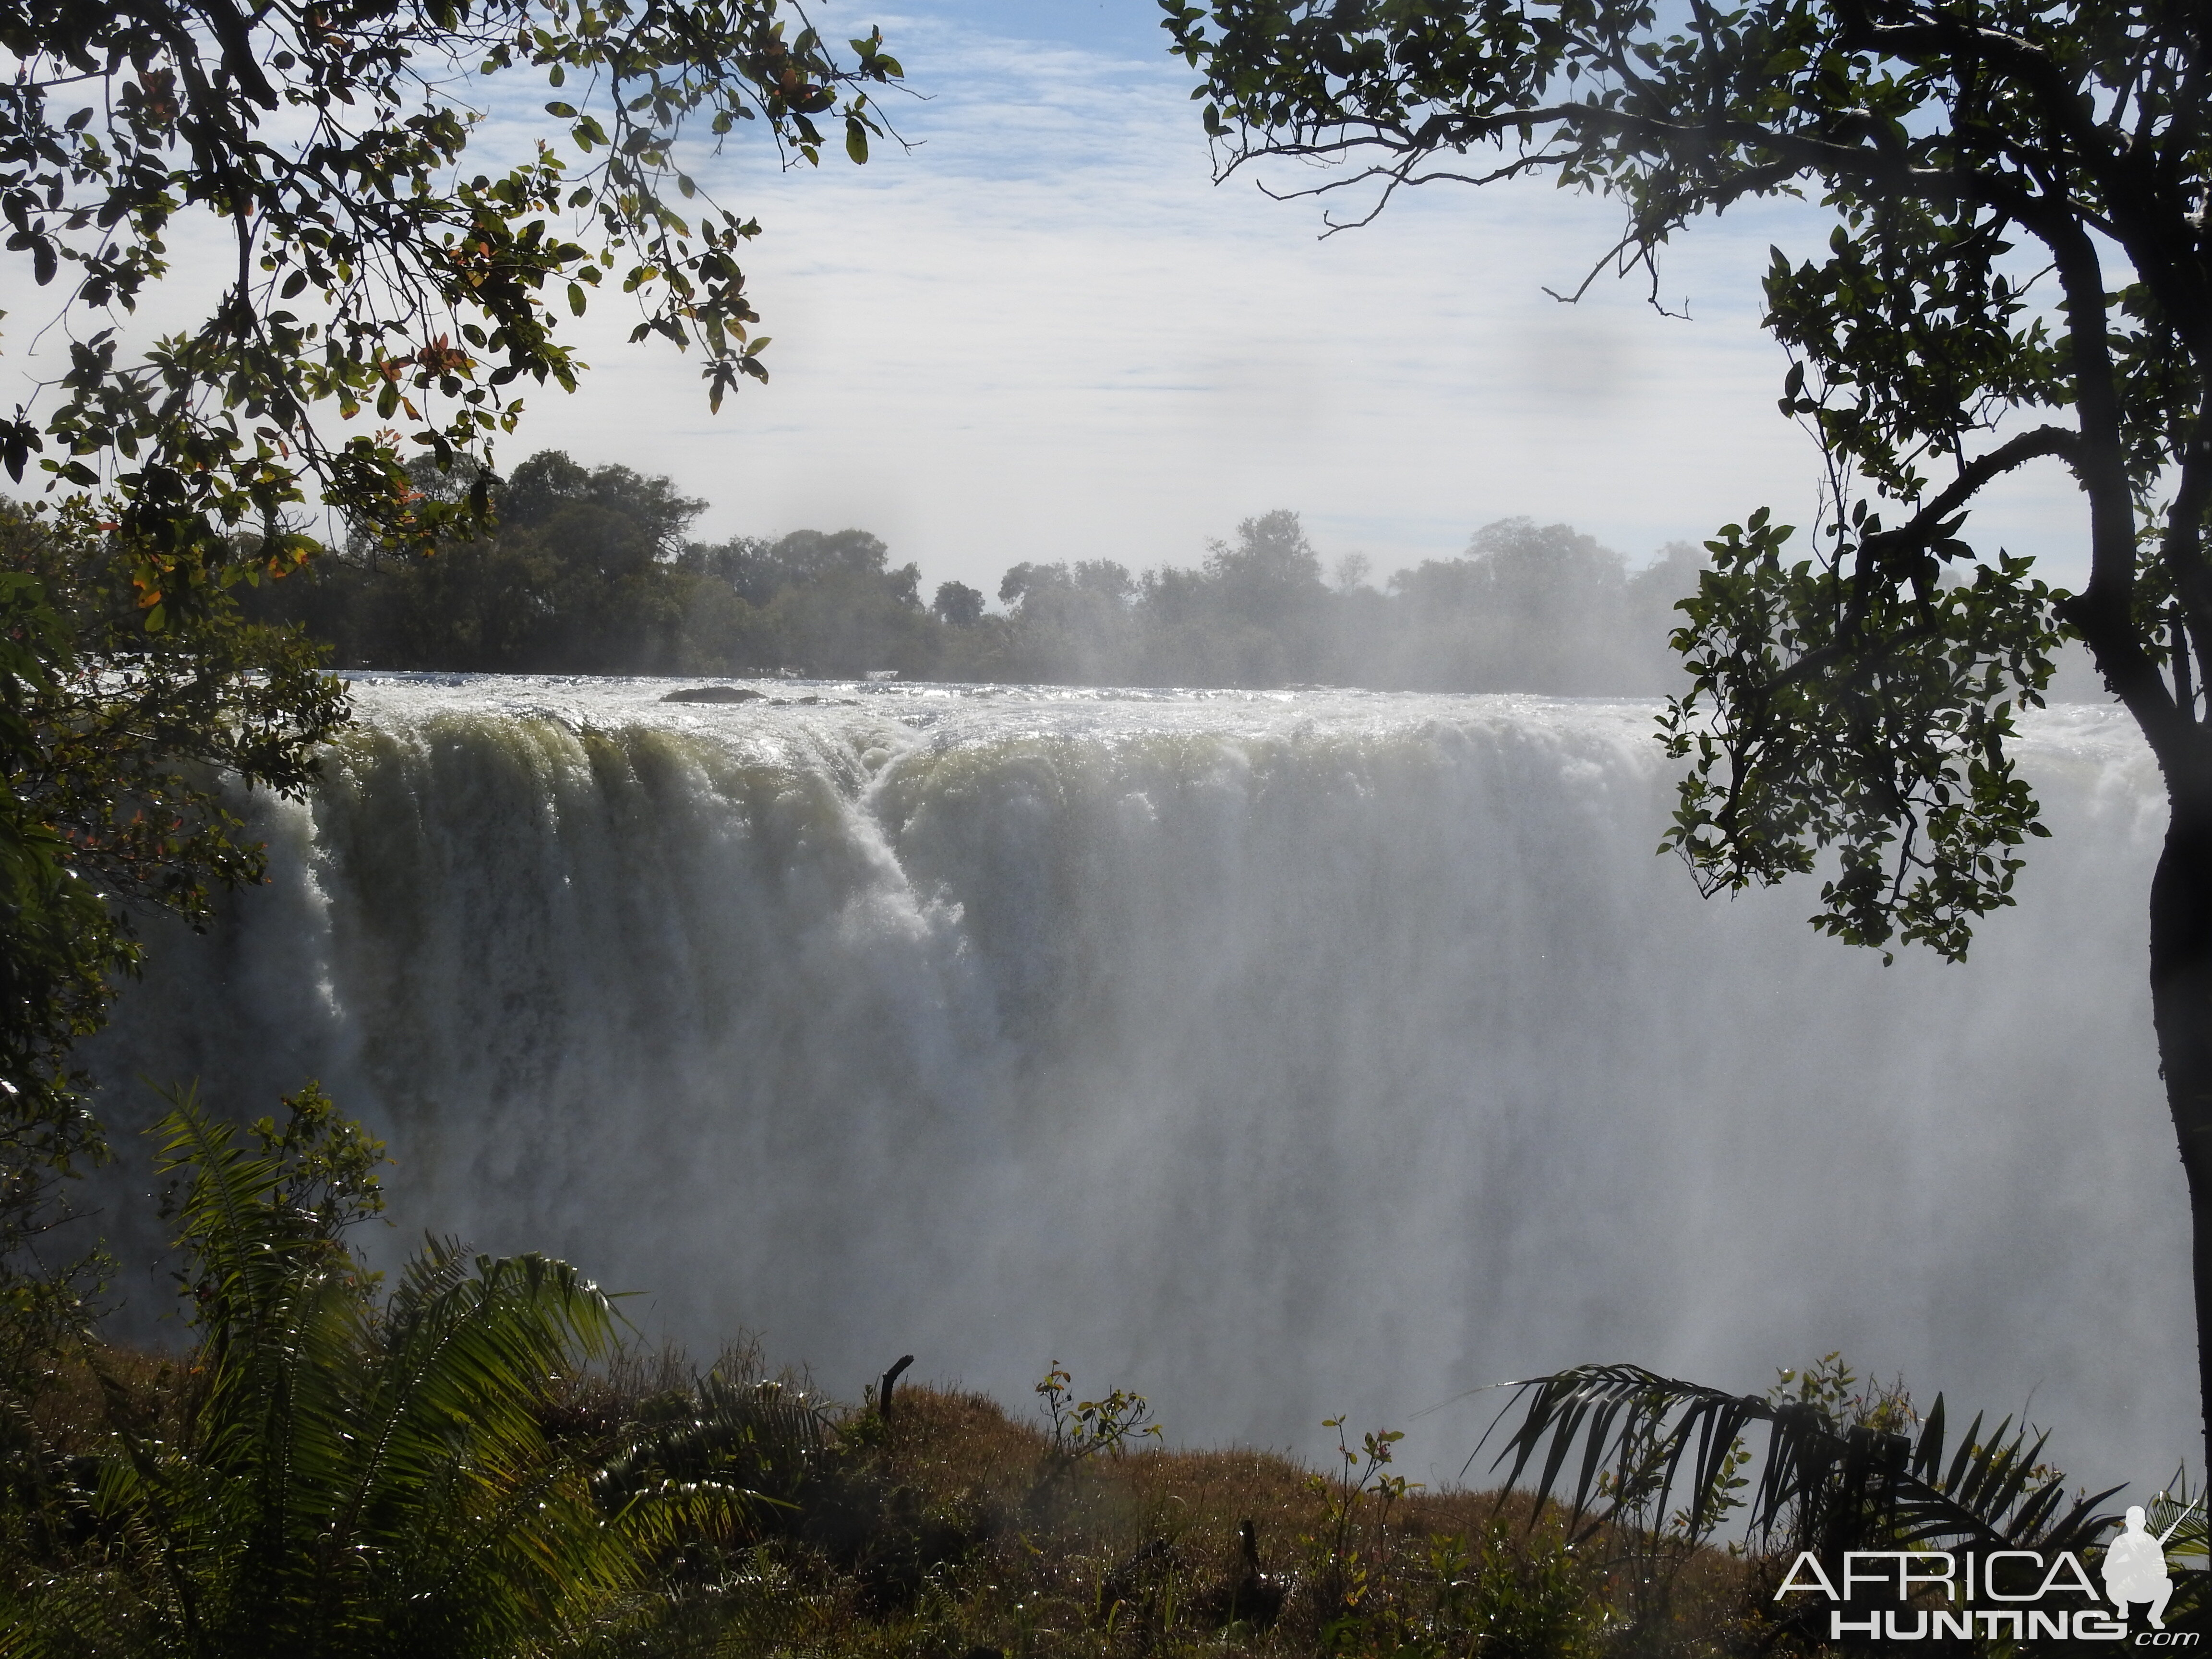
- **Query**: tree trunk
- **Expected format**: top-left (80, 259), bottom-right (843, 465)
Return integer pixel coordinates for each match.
top-left (2149, 764), bottom-right (2212, 1478)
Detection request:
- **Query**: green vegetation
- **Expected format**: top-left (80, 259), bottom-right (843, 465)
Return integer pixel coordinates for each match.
top-left (246, 455), bottom-right (1705, 690)
top-left (1494, 1357), bottom-right (2145, 1644)
top-left (10, 1086), bottom-right (680, 1657)
top-left (0, 505), bottom-right (346, 1413)
top-left (2, 1084), bottom-right (752, 1656)
top-left (1164, 0), bottom-right (2212, 1465)
top-left (4, 1085), bottom-right (2172, 1656)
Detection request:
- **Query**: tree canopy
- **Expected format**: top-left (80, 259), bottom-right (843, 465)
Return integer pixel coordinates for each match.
top-left (0, 0), bottom-right (901, 603)
top-left (1165, 0), bottom-right (2212, 1462)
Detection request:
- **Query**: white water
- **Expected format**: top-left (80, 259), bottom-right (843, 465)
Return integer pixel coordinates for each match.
top-left (91, 676), bottom-right (2189, 1492)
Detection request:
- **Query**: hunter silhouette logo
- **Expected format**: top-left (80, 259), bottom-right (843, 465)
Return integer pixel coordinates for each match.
top-left (2106, 1503), bottom-right (2198, 1631)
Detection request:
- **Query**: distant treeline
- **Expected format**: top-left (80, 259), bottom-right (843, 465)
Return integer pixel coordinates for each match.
top-left (246, 449), bottom-right (1714, 692)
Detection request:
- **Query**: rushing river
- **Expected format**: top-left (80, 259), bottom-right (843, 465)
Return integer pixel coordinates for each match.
top-left (90, 675), bottom-right (2188, 1491)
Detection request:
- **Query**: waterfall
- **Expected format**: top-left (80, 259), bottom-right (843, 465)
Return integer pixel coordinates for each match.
top-left (90, 676), bottom-right (2187, 1491)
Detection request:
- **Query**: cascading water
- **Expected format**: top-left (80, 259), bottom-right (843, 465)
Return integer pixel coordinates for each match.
top-left (89, 676), bottom-right (2188, 1491)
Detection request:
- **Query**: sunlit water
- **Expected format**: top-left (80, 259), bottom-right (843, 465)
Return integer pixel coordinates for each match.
top-left (90, 675), bottom-right (2186, 1493)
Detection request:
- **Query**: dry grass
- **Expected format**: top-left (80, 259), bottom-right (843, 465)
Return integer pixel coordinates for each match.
top-left (24, 1341), bottom-right (182, 1456)
top-left (629, 1381), bottom-right (1766, 1659)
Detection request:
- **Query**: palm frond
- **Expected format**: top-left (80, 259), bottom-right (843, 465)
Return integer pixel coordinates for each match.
top-left (57, 1092), bottom-right (675, 1659)
top-left (1482, 1362), bottom-right (2123, 1558)
top-left (600, 1372), bottom-right (830, 1512)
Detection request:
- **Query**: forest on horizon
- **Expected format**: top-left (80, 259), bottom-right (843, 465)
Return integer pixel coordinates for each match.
top-left (246, 450), bottom-right (1720, 695)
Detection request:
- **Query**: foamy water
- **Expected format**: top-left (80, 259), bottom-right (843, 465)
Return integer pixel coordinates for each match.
top-left (90, 675), bottom-right (2184, 1492)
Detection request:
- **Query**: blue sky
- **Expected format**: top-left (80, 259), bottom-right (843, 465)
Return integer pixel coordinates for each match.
top-left (5, 0), bottom-right (2092, 596)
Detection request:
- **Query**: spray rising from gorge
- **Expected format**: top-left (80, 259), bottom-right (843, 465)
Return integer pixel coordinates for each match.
top-left (90, 677), bottom-right (2186, 1489)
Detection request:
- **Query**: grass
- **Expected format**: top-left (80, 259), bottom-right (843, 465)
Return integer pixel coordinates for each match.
top-left (16, 1338), bottom-right (1765, 1659)
top-left (545, 1353), bottom-right (1764, 1659)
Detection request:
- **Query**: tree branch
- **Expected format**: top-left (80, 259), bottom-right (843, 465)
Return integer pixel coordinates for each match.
top-left (1741, 426), bottom-right (2080, 699)
top-left (1868, 426), bottom-right (2081, 567)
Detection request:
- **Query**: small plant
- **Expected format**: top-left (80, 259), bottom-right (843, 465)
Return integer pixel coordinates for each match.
top-left (1307, 1418), bottom-right (1420, 1640)
top-left (1034, 1360), bottom-right (1163, 1476)
top-left (1488, 1355), bottom-right (2132, 1659)
top-left (1457, 1520), bottom-right (1600, 1659)
top-left (1560, 1382), bottom-right (1748, 1656)
top-left (1769, 1350), bottom-right (1913, 1437)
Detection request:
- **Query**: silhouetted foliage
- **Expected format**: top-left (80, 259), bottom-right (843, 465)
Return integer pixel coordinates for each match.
top-left (259, 455), bottom-right (718, 674)
top-left (932, 581), bottom-right (986, 627)
top-left (0, 1087), bottom-right (768, 1657)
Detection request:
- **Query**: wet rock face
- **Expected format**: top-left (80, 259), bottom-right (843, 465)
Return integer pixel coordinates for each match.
top-left (662, 685), bottom-right (766, 703)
